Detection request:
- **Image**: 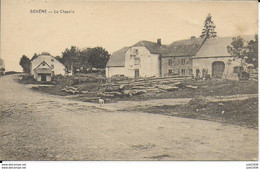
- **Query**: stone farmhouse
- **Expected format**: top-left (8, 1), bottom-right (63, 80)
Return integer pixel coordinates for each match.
top-left (106, 35), bottom-right (255, 80)
top-left (161, 37), bottom-right (206, 77)
top-left (31, 53), bottom-right (65, 82)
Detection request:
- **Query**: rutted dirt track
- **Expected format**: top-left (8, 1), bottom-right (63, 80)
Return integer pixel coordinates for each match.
top-left (0, 75), bottom-right (257, 160)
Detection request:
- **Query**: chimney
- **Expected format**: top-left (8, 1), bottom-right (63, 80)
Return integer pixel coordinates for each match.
top-left (157, 38), bottom-right (161, 46)
top-left (191, 36), bottom-right (196, 39)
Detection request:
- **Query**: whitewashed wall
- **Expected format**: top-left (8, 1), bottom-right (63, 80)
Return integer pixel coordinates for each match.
top-left (106, 67), bottom-right (126, 78)
top-left (125, 46), bottom-right (160, 78)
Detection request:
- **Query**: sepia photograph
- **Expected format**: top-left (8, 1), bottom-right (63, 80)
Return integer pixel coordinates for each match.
top-left (0, 0), bottom-right (258, 165)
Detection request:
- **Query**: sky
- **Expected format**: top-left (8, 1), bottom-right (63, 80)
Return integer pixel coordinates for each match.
top-left (1, 0), bottom-right (258, 71)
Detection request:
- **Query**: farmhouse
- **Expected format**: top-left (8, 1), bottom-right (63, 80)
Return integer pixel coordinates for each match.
top-left (0, 58), bottom-right (5, 75)
top-left (124, 39), bottom-right (166, 78)
top-left (31, 53), bottom-right (65, 82)
top-left (192, 35), bottom-right (255, 80)
top-left (161, 37), bottom-right (205, 77)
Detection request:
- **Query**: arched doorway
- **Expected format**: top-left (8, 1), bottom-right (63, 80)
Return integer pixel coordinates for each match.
top-left (212, 61), bottom-right (225, 78)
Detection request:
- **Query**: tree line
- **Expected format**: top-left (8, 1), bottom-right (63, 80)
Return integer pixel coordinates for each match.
top-left (227, 35), bottom-right (258, 68)
top-left (19, 46), bottom-right (110, 74)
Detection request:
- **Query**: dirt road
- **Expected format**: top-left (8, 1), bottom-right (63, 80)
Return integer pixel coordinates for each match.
top-left (0, 75), bottom-right (257, 160)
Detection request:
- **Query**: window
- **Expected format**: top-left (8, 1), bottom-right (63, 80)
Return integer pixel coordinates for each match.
top-left (168, 59), bottom-right (173, 66)
top-left (168, 69), bottom-right (173, 75)
top-left (134, 58), bottom-right (140, 65)
top-left (130, 55), bottom-right (135, 59)
top-left (51, 59), bottom-right (54, 62)
top-left (42, 63), bottom-right (45, 66)
top-left (133, 49), bottom-right (138, 55)
top-left (189, 58), bottom-right (192, 64)
top-left (181, 59), bottom-right (185, 65)
top-left (181, 69), bottom-right (185, 76)
top-left (51, 65), bottom-right (54, 69)
top-left (189, 69), bottom-right (193, 76)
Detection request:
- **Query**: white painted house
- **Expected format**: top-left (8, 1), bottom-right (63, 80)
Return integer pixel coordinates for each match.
top-left (106, 39), bottom-right (166, 78)
top-left (31, 53), bottom-right (65, 82)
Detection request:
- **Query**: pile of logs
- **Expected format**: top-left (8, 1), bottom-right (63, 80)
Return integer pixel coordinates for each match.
top-left (61, 86), bottom-right (80, 94)
top-left (61, 76), bottom-right (198, 98)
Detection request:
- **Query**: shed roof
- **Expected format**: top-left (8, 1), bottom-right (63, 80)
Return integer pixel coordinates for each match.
top-left (34, 68), bottom-right (52, 74)
top-left (162, 37), bottom-right (205, 57)
top-left (106, 47), bottom-right (129, 67)
top-left (194, 35), bottom-right (256, 58)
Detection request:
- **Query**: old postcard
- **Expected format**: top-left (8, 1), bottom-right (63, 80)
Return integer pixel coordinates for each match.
top-left (0, 0), bottom-right (258, 164)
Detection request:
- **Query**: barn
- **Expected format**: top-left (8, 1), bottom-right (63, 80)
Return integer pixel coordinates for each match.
top-left (192, 35), bottom-right (255, 79)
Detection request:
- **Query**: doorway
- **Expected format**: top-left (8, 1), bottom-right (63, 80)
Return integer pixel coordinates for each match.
top-left (135, 69), bottom-right (139, 78)
top-left (41, 74), bottom-right (47, 81)
top-left (212, 61), bottom-right (225, 78)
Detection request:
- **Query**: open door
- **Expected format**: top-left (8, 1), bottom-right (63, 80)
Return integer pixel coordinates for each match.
top-left (41, 74), bottom-right (47, 81)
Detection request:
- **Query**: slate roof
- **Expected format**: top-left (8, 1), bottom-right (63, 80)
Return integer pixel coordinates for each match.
top-left (34, 68), bottom-right (52, 74)
top-left (162, 37), bottom-right (205, 57)
top-left (132, 40), bottom-right (167, 54)
top-left (106, 47), bottom-right (129, 67)
top-left (194, 35), bottom-right (256, 58)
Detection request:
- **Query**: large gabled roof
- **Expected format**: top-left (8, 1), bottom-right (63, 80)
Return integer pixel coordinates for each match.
top-left (132, 40), bottom-right (167, 54)
top-left (194, 35), bottom-right (256, 58)
top-left (162, 37), bottom-right (205, 57)
top-left (106, 47), bottom-right (129, 67)
top-left (31, 53), bottom-right (56, 61)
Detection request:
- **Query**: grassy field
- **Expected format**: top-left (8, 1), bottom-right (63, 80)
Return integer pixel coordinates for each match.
top-left (130, 97), bottom-right (258, 129)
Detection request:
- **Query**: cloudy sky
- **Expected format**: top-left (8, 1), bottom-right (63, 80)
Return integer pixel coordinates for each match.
top-left (1, 0), bottom-right (258, 71)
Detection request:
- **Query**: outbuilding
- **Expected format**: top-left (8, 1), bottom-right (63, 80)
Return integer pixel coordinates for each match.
top-left (31, 53), bottom-right (65, 82)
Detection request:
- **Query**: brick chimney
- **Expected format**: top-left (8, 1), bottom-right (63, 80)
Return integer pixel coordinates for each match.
top-left (157, 38), bottom-right (161, 46)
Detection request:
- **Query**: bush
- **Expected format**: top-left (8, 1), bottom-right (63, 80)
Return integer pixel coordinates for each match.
top-left (20, 75), bottom-right (36, 84)
top-left (188, 95), bottom-right (211, 109)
